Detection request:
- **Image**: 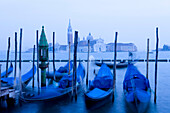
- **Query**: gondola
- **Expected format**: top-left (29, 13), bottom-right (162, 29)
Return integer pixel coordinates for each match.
top-left (46, 61), bottom-right (73, 81)
top-left (123, 64), bottom-right (151, 113)
top-left (84, 63), bottom-right (114, 109)
top-left (20, 62), bottom-right (85, 102)
top-left (95, 60), bottom-right (128, 69)
top-left (1, 65), bottom-right (36, 87)
top-left (1, 63), bottom-right (13, 78)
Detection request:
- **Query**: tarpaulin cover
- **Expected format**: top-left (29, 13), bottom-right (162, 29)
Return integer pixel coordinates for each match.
top-left (59, 62), bottom-right (85, 88)
top-left (86, 88), bottom-right (107, 98)
top-left (123, 64), bottom-right (151, 103)
top-left (58, 62), bottom-right (73, 73)
top-left (92, 63), bottom-right (113, 89)
top-left (46, 62), bottom-right (73, 78)
top-left (123, 64), bottom-right (150, 91)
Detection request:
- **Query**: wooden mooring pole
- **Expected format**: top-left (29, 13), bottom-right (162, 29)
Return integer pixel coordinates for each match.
top-left (86, 40), bottom-right (90, 87)
top-left (154, 27), bottom-right (159, 103)
top-left (19, 28), bottom-right (22, 96)
top-left (14, 32), bottom-right (17, 89)
top-left (32, 45), bottom-right (35, 88)
top-left (5, 37), bottom-right (10, 78)
top-left (113, 32), bottom-right (118, 82)
top-left (112, 32), bottom-right (118, 102)
top-left (0, 64), bottom-right (1, 94)
top-left (53, 32), bottom-right (56, 80)
top-left (36, 30), bottom-right (40, 93)
top-left (72, 31), bottom-right (78, 101)
top-left (146, 38), bottom-right (149, 79)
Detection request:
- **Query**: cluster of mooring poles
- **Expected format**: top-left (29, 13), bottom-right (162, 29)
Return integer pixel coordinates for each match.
top-left (0, 26), bottom-right (160, 107)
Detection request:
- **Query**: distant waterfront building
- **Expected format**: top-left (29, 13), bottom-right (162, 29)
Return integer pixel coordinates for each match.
top-left (77, 37), bottom-right (105, 52)
top-left (59, 45), bottom-right (68, 51)
top-left (67, 19), bottom-right (73, 45)
top-left (162, 45), bottom-right (170, 51)
top-left (106, 43), bottom-right (137, 52)
top-left (48, 42), bottom-right (60, 52)
top-left (93, 38), bottom-right (106, 52)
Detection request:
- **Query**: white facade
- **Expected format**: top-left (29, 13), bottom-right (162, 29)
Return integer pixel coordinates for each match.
top-left (120, 45), bottom-right (136, 52)
top-left (93, 38), bottom-right (106, 52)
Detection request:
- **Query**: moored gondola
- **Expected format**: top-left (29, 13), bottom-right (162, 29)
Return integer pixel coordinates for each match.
top-left (20, 62), bottom-right (85, 102)
top-left (123, 64), bottom-right (151, 113)
top-left (1, 63), bottom-right (13, 78)
top-left (84, 63), bottom-right (114, 109)
top-left (1, 65), bottom-right (36, 87)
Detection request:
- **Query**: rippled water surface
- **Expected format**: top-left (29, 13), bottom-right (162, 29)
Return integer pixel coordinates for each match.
top-left (1, 51), bottom-right (170, 113)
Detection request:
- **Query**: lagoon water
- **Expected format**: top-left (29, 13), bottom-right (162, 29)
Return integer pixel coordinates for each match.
top-left (1, 51), bottom-right (170, 113)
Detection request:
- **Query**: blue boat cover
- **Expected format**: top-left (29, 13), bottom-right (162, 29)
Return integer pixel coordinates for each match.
top-left (123, 64), bottom-right (151, 103)
top-left (123, 64), bottom-right (150, 91)
top-left (86, 88), bottom-right (107, 98)
top-left (91, 63), bottom-right (113, 89)
top-left (57, 62), bottom-right (73, 73)
top-left (1, 65), bottom-right (36, 86)
top-left (1, 63), bottom-right (13, 78)
top-left (59, 62), bottom-right (85, 88)
top-left (46, 61), bottom-right (73, 78)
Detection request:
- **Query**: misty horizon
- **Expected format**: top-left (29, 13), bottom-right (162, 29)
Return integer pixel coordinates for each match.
top-left (0, 0), bottom-right (170, 51)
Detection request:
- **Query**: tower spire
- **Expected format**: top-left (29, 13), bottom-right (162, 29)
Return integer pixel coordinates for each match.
top-left (69, 19), bottom-right (71, 27)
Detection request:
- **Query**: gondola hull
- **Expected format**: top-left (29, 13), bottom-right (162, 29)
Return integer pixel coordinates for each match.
top-left (125, 98), bottom-right (150, 113)
top-left (1, 65), bottom-right (36, 88)
top-left (123, 64), bottom-right (151, 113)
top-left (85, 88), bottom-right (113, 109)
top-left (1, 63), bottom-right (13, 78)
top-left (21, 62), bottom-right (85, 102)
top-left (20, 83), bottom-right (81, 102)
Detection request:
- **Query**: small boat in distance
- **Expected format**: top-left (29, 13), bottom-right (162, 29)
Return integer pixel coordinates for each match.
top-left (46, 61), bottom-right (73, 81)
top-left (1, 63), bottom-right (13, 78)
top-left (149, 51), bottom-right (154, 54)
top-left (123, 64), bottom-right (151, 113)
top-left (84, 63), bottom-right (114, 109)
top-left (95, 60), bottom-right (128, 69)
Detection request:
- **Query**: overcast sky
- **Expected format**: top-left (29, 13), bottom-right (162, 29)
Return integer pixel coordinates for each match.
top-left (0, 0), bottom-right (170, 51)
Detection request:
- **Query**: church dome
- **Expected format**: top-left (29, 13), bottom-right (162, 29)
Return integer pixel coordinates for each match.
top-left (86, 33), bottom-right (93, 41)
